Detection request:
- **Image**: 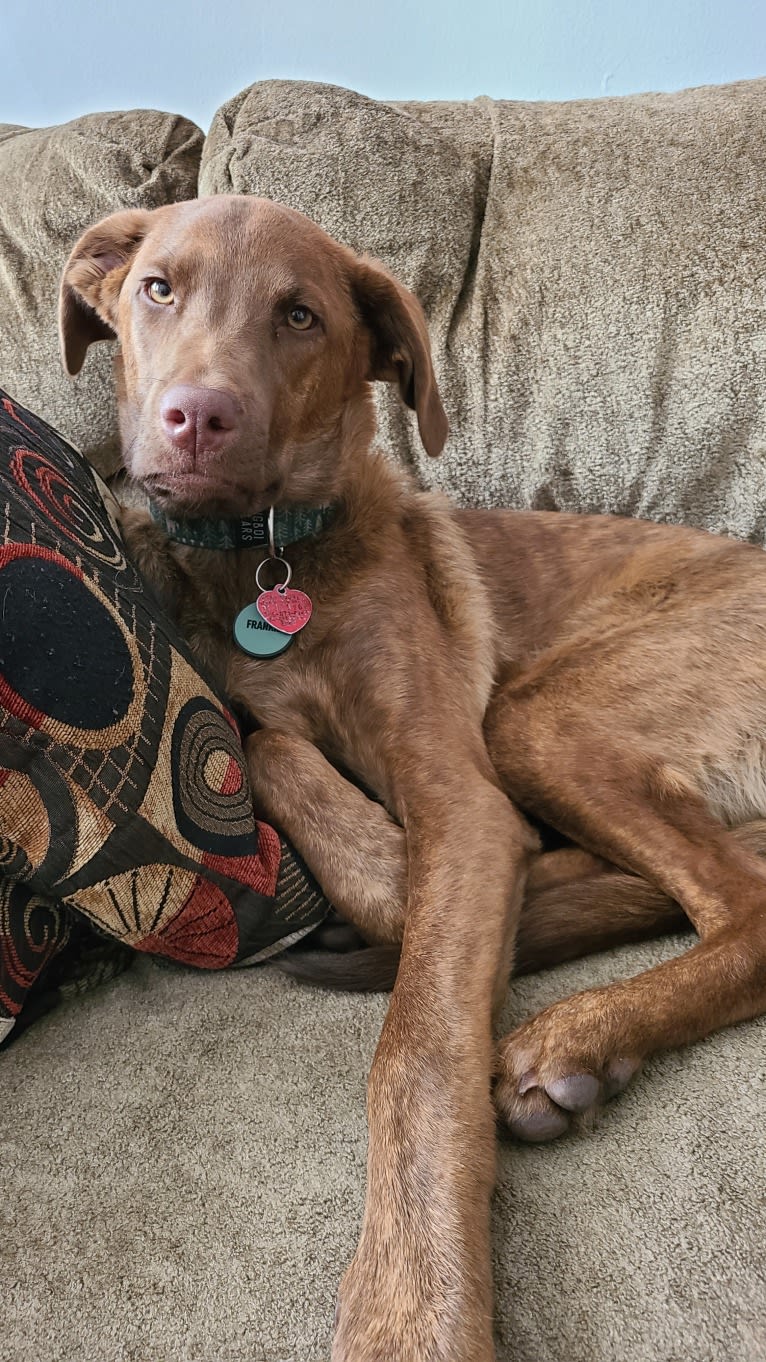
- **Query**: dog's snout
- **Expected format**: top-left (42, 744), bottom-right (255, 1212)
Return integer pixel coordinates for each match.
top-left (160, 385), bottom-right (239, 458)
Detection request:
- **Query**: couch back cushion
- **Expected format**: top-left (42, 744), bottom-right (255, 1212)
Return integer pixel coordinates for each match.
top-left (201, 78), bottom-right (766, 540)
top-left (0, 111), bottom-right (203, 478)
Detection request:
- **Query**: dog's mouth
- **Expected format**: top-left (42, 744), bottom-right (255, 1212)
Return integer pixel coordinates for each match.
top-left (142, 472), bottom-right (281, 518)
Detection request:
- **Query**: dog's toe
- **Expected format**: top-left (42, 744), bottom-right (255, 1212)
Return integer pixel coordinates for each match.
top-left (495, 1074), bottom-right (572, 1143)
top-left (506, 1100), bottom-right (571, 1143)
top-left (603, 1055), bottom-right (641, 1097)
top-left (545, 1072), bottom-right (602, 1112)
top-left (496, 1063), bottom-right (602, 1143)
top-left (494, 1005), bottom-right (643, 1142)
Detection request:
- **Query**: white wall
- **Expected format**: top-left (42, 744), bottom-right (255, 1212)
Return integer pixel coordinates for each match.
top-left (4, 0), bottom-right (765, 130)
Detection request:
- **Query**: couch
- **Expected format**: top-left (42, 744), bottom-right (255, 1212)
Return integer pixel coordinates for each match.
top-left (1, 78), bottom-right (765, 1362)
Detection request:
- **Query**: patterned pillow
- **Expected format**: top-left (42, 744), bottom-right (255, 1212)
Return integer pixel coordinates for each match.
top-left (0, 390), bottom-right (329, 1045)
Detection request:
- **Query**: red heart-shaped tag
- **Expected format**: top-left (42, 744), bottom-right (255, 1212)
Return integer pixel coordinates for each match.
top-left (256, 586), bottom-right (313, 635)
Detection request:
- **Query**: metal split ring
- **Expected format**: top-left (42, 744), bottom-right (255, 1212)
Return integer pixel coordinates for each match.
top-left (255, 555), bottom-right (292, 592)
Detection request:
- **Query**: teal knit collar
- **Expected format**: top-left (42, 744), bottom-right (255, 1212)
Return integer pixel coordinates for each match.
top-left (148, 501), bottom-right (336, 551)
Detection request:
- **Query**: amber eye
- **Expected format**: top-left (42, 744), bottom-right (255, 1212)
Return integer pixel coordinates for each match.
top-left (146, 279), bottom-right (174, 305)
top-left (287, 305), bottom-right (315, 331)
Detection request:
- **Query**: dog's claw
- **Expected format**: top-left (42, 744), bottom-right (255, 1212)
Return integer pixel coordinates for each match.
top-left (517, 1068), bottom-right (539, 1095)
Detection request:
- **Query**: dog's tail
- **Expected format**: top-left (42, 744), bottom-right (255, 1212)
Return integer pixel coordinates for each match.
top-left (276, 873), bottom-right (686, 992)
top-left (276, 819), bottom-right (766, 992)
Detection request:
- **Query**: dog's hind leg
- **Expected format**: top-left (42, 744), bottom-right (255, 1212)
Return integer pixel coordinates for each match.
top-left (488, 724), bottom-right (766, 1140)
top-left (246, 730), bottom-right (696, 989)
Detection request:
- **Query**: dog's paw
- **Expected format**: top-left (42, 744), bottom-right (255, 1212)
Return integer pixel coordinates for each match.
top-left (494, 993), bottom-right (642, 1142)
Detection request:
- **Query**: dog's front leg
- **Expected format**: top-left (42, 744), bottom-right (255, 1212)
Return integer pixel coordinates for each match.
top-left (245, 729), bottom-right (407, 943)
top-left (333, 757), bottom-right (534, 1362)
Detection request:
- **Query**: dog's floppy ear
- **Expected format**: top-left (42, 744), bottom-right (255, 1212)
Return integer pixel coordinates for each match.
top-left (353, 258), bottom-right (448, 458)
top-left (59, 209), bottom-right (152, 376)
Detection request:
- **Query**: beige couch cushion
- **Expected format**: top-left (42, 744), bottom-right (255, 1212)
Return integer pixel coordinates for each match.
top-left (0, 111), bottom-right (203, 477)
top-left (3, 940), bottom-right (764, 1362)
top-left (202, 78), bottom-right (766, 540)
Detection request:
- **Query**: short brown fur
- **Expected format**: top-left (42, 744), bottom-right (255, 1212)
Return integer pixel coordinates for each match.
top-left (61, 196), bottom-right (766, 1361)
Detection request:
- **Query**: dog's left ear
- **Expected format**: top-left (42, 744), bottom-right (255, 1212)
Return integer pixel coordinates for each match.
top-left (353, 259), bottom-right (448, 458)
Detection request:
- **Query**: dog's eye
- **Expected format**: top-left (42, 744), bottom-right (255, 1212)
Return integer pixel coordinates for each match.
top-left (287, 305), bottom-right (315, 331)
top-left (146, 279), bottom-right (174, 306)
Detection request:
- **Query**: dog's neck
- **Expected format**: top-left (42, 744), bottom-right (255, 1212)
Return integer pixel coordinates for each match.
top-left (141, 450), bottom-right (416, 604)
top-left (147, 501), bottom-right (337, 553)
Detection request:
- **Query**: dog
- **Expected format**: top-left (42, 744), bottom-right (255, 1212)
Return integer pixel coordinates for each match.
top-left (60, 195), bottom-right (766, 1362)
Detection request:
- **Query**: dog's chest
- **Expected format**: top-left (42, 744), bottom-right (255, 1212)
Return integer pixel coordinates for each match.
top-left (224, 566), bottom-right (487, 808)
top-left (168, 510), bottom-right (497, 806)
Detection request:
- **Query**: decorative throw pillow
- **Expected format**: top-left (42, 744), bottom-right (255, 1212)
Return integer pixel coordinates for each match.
top-left (0, 390), bottom-right (329, 1045)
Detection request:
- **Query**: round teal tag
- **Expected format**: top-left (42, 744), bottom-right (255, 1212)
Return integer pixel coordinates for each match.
top-left (234, 602), bottom-right (294, 658)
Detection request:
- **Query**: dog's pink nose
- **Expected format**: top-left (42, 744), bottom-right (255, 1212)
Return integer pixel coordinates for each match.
top-left (160, 385), bottom-right (239, 457)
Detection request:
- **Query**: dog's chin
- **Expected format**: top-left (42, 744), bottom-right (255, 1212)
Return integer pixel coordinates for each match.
top-left (140, 472), bottom-right (280, 518)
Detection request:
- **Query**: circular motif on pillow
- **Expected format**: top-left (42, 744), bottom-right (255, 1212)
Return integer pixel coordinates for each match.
top-left (171, 697), bottom-right (255, 855)
top-left (0, 882), bottom-right (71, 1016)
top-left (203, 747), bottom-right (244, 795)
top-left (10, 447), bottom-right (127, 570)
top-left (0, 544), bottom-right (143, 745)
top-left (0, 748), bottom-right (80, 884)
top-left (0, 834), bottom-right (31, 880)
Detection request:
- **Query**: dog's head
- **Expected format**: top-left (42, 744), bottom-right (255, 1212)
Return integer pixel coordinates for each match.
top-left (59, 196), bottom-right (447, 515)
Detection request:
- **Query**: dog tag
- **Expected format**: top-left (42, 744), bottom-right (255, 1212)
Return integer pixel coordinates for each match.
top-left (256, 586), bottom-right (313, 635)
top-left (234, 603), bottom-right (294, 658)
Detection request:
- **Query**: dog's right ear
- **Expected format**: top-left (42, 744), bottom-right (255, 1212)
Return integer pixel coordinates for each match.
top-left (59, 209), bottom-right (152, 376)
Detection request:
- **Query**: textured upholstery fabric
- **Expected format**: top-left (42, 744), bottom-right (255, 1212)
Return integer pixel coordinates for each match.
top-left (0, 111), bottom-right (203, 477)
top-left (2, 938), bottom-right (764, 1362)
top-left (202, 78), bottom-right (766, 541)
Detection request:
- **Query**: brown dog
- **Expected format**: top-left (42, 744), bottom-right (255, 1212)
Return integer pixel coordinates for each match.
top-left (60, 195), bottom-right (766, 1362)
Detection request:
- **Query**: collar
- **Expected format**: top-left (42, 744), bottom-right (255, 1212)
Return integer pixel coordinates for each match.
top-left (148, 501), bottom-right (336, 551)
